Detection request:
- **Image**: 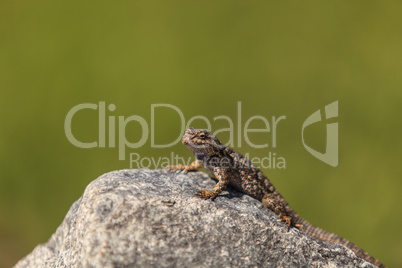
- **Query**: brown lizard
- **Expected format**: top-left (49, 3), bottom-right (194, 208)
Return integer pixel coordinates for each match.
top-left (168, 127), bottom-right (385, 268)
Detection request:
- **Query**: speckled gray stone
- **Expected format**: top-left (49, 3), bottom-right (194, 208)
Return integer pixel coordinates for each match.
top-left (15, 169), bottom-right (374, 268)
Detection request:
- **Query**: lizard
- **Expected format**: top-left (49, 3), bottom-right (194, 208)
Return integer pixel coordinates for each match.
top-left (167, 127), bottom-right (385, 268)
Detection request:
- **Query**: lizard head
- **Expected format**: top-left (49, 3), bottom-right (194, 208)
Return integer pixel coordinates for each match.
top-left (182, 128), bottom-right (224, 159)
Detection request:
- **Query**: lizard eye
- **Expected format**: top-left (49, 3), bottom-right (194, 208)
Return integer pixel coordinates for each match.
top-left (199, 133), bottom-right (206, 139)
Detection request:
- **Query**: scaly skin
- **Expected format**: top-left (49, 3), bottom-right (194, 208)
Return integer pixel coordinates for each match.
top-left (168, 128), bottom-right (385, 268)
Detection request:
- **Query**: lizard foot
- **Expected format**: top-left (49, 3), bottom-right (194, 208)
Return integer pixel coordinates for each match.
top-left (295, 223), bottom-right (303, 230)
top-left (167, 161), bottom-right (201, 174)
top-left (166, 164), bottom-right (190, 173)
top-left (280, 215), bottom-right (292, 231)
top-left (195, 189), bottom-right (216, 200)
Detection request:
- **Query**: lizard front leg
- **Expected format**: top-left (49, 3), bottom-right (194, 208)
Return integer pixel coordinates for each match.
top-left (195, 169), bottom-right (229, 200)
top-left (167, 160), bottom-right (201, 173)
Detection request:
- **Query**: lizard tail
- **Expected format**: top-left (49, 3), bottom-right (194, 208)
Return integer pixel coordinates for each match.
top-left (297, 218), bottom-right (385, 268)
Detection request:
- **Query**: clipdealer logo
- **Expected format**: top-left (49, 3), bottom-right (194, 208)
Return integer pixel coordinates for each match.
top-left (64, 101), bottom-right (338, 168)
top-left (302, 101), bottom-right (338, 167)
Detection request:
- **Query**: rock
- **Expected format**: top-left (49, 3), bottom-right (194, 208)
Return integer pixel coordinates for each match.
top-left (15, 169), bottom-right (375, 268)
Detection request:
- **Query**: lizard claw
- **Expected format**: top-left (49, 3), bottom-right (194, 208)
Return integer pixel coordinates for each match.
top-left (280, 215), bottom-right (292, 231)
top-left (294, 223), bottom-right (303, 231)
top-left (166, 164), bottom-right (187, 173)
top-left (195, 189), bottom-right (211, 199)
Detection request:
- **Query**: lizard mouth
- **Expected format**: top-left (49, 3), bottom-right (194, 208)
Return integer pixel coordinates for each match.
top-left (182, 133), bottom-right (202, 148)
top-left (182, 135), bottom-right (190, 145)
top-left (181, 128), bottom-right (207, 148)
top-left (182, 128), bottom-right (194, 145)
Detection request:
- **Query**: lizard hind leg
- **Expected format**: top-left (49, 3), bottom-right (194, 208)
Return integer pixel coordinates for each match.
top-left (262, 193), bottom-right (294, 231)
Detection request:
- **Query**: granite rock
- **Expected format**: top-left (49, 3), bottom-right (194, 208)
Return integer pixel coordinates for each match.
top-left (15, 169), bottom-right (374, 268)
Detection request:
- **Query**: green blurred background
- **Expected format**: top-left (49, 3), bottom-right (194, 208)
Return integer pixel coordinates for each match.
top-left (1, 1), bottom-right (401, 267)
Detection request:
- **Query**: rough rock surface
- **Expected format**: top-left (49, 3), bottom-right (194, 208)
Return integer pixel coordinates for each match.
top-left (15, 169), bottom-right (374, 268)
